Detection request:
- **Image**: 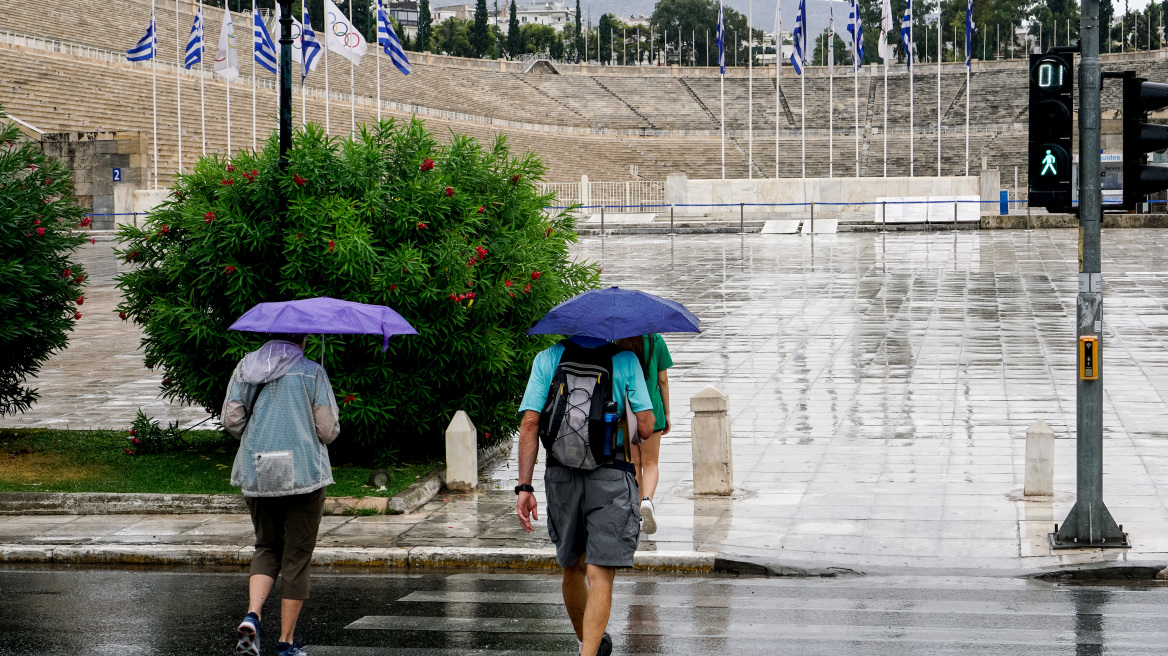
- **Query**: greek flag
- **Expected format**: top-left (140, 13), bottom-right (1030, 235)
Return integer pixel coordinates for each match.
top-left (789, 0), bottom-right (805, 75)
top-left (847, 0), bottom-right (864, 71)
top-left (901, 0), bottom-right (912, 70)
top-left (185, 6), bottom-right (203, 68)
top-left (254, 0), bottom-right (278, 74)
top-left (716, 1), bottom-right (725, 75)
top-left (127, 10), bottom-right (156, 62)
top-left (301, 9), bottom-right (322, 83)
top-left (377, 0), bottom-right (412, 75)
top-left (964, 0), bottom-right (973, 68)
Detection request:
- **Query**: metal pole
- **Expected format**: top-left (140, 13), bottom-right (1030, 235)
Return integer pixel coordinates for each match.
top-left (881, 200), bottom-right (887, 232)
top-left (740, 202), bottom-right (745, 234)
top-left (671, 204), bottom-right (675, 234)
top-left (600, 204), bottom-right (605, 235)
top-left (1052, 0), bottom-right (1127, 548)
top-left (809, 202), bottom-right (814, 233)
top-left (278, 0), bottom-right (293, 169)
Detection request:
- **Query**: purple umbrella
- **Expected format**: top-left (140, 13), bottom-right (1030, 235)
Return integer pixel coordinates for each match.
top-left (228, 297), bottom-right (417, 351)
top-left (527, 287), bottom-right (700, 340)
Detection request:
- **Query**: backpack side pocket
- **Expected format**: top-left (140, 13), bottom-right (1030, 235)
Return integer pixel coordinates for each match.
top-left (255, 451), bottom-right (295, 494)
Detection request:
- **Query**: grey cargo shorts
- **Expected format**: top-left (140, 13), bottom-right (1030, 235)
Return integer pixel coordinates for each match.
top-left (544, 464), bottom-right (641, 568)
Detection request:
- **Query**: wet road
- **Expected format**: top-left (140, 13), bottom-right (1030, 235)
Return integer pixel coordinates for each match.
top-left (2, 566), bottom-right (1168, 655)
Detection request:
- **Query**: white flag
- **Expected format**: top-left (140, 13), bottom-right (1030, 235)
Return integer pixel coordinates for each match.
top-left (878, 0), bottom-right (893, 63)
top-left (324, 0), bottom-right (367, 66)
top-left (827, 7), bottom-right (835, 73)
top-left (213, 6), bottom-right (239, 81)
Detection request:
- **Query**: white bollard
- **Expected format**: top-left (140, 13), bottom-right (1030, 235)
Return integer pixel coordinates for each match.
top-left (445, 410), bottom-right (478, 493)
top-left (1024, 420), bottom-right (1055, 497)
top-left (690, 386), bottom-right (733, 495)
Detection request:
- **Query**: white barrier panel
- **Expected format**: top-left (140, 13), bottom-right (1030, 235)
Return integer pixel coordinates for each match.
top-left (877, 197), bottom-right (929, 223)
top-left (926, 195), bottom-right (981, 222)
top-left (876, 195), bottom-right (980, 223)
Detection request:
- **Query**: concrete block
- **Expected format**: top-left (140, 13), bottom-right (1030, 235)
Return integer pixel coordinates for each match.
top-left (1024, 420), bottom-right (1055, 497)
top-left (690, 386), bottom-right (733, 495)
top-left (761, 220), bottom-right (800, 234)
top-left (444, 410), bottom-right (477, 492)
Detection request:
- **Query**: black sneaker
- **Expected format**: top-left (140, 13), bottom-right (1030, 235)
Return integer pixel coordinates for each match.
top-left (596, 632), bottom-right (613, 656)
top-left (235, 612), bottom-right (260, 656)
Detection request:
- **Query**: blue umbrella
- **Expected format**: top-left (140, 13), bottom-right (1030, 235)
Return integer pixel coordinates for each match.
top-left (527, 287), bottom-right (700, 340)
top-left (228, 296), bottom-right (417, 351)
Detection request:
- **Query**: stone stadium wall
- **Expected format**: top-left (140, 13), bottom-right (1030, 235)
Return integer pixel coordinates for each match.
top-left (3, 0), bottom-right (1168, 194)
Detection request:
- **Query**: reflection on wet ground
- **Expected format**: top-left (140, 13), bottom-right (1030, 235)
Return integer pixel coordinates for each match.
top-left (3, 565), bottom-right (1168, 655)
top-left (5, 231), bottom-right (1168, 570)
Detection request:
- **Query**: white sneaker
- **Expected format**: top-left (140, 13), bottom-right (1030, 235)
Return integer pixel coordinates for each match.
top-left (639, 497), bottom-right (657, 535)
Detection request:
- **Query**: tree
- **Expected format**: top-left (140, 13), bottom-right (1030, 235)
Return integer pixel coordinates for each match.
top-left (471, 0), bottom-right (490, 57)
top-left (574, 0), bottom-right (584, 62)
top-left (521, 24), bottom-right (558, 54)
top-left (650, 0), bottom-right (759, 66)
top-left (0, 107), bottom-right (88, 416)
top-left (507, 0), bottom-right (522, 57)
top-left (549, 32), bottom-right (565, 60)
top-left (417, 0), bottom-right (432, 51)
top-left (811, 27), bottom-right (850, 66)
top-left (598, 13), bottom-right (613, 64)
top-left (434, 17), bottom-right (473, 57)
top-left (116, 119), bottom-right (599, 462)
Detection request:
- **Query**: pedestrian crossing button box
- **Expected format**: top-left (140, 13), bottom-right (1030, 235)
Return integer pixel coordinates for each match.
top-left (1079, 336), bottom-right (1099, 380)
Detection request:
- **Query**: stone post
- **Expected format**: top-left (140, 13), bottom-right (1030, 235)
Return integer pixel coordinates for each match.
top-left (690, 386), bottom-right (733, 495)
top-left (1024, 420), bottom-right (1055, 497)
top-left (445, 411), bottom-right (477, 492)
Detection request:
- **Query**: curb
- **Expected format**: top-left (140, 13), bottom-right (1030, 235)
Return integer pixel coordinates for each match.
top-left (0, 543), bottom-right (715, 573)
top-left (0, 440), bottom-right (514, 517)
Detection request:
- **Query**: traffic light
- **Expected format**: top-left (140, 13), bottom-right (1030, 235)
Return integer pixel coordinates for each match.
top-left (1028, 53), bottom-right (1075, 212)
top-left (1122, 75), bottom-right (1168, 209)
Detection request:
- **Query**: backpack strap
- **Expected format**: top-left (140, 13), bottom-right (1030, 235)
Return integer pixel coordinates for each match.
top-left (246, 381), bottom-right (268, 421)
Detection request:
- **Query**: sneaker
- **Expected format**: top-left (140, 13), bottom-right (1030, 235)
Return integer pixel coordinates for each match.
top-left (595, 632), bottom-right (613, 656)
top-left (639, 497), bottom-right (657, 535)
top-left (235, 612), bottom-right (260, 656)
top-left (276, 638), bottom-right (308, 656)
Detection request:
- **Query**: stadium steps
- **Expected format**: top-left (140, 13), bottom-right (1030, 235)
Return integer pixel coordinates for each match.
top-left (588, 76), bottom-right (660, 130)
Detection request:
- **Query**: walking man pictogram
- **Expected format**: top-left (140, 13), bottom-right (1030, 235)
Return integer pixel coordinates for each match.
top-left (1041, 149), bottom-right (1058, 176)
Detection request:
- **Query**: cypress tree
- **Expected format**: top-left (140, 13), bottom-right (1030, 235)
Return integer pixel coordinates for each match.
top-left (417, 0), bottom-right (432, 51)
top-left (507, 0), bottom-right (522, 56)
top-left (574, 0), bottom-right (583, 62)
top-left (471, 0), bottom-right (490, 57)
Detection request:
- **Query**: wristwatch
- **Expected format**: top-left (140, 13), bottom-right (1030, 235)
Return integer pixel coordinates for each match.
top-left (514, 484), bottom-right (535, 495)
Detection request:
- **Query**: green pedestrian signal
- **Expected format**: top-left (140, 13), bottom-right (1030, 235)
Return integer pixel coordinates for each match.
top-left (1041, 150), bottom-right (1058, 176)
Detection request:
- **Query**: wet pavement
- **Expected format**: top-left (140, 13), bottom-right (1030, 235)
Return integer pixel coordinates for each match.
top-left (3, 565), bottom-right (1168, 655)
top-left (5, 231), bottom-right (1168, 571)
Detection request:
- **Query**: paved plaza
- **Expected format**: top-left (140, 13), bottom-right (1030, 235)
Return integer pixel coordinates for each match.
top-left (5, 229), bottom-right (1168, 572)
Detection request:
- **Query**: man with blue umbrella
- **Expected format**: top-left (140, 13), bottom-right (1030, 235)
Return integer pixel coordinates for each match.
top-left (516, 287), bottom-right (699, 656)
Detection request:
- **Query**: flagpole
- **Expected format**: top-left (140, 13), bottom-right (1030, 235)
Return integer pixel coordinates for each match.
top-left (252, 0), bottom-right (257, 151)
top-left (302, 11), bottom-right (307, 126)
top-left (349, 0), bottom-right (355, 134)
top-left (937, 16), bottom-right (941, 176)
top-left (324, 35), bottom-right (330, 133)
top-left (965, 45), bottom-right (970, 176)
top-left (151, 5), bottom-right (158, 189)
top-left (748, 0), bottom-right (753, 179)
top-left (829, 0), bottom-right (834, 178)
top-left (800, 42), bottom-right (805, 177)
top-left (200, 2), bottom-right (206, 157)
top-left (776, 0), bottom-right (781, 179)
top-left (909, 18), bottom-right (914, 177)
top-left (720, 0), bottom-right (725, 179)
top-left (854, 51), bottom-right (859, 176)
top-left (376, 0), bottom-right (382, 121)
top-left (176, 0), bottom-right (183, 173)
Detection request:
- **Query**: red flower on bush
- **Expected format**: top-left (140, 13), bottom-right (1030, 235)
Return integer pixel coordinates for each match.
top-left (445, 187), bottom-right (454, 197)
top-left (511, 174), bottom-right (521, 185)
top-left (389, 284), bottom-right (398, 291)
top-left (76, 297), bottom-right (84, 305)
top-left (204, 211), bottom-right (215, 222)
top-left (505, 280), bottom-right (512, 287)
top-left (417, 222), bottom-right (427, 229)
top-left (35, 227), bottom-right (44, 236)
top-left (131, 438), bottom-right (141, 445)
top-left (129, 428), bottom-right (137, 437)
top-left (159, 225), bottom-right (169, 235)
top-left (226, 163), bottom-right (235, 172)
top-left (546, 227), bottom-right (553, 238)
top-left (124, 448), bottom-right (135, 455)
top-left (74, 274), bottom-right (85, 283)
top-left (475, 246), bottom-right (487, 258)
top-left (73, 311), bottom-right (82, 320)
top-left (162, 378), bottom-right (170, 385)
top-left (328, 241), bottom-right (336, 252)
top-left (89, 238), bottom-right (96, 245)
top-left (61, 269), bottom-right (71, 278)
top-left (477, 206), bottom-right (485, 213)
top-left (119, 312), bottom-right (127, 320)
top-left (293, 173), bottom-right (307, 186)
top-left (224, 265), bottom-right (236, 274)
top-left (531, 271), bottom-right (541, 280)
top-left (221, 179), bottom-right (229, 186)
top-left (79, 217), bottom-right (92, 227)
top-left (33, 219), bottom-right (40, 226)
top-left (343, 394), bottom-right (356, 404)
top-left (420, 157), bottom-right (434, 171)
top-left (523, 283), bottom-right (532, 293)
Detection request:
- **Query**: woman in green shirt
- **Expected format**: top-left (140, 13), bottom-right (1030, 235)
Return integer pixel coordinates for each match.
top-left (616, 333), bottom-right (673, 535)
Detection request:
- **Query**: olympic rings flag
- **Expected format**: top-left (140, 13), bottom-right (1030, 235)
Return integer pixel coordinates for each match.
top-left (323, 0), bottom-right (366, 66)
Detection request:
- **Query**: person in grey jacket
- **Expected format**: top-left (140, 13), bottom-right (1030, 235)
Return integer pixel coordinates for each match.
top-left (222, 334), bottom-right (339, 656)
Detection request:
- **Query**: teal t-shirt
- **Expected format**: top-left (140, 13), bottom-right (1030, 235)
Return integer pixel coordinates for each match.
top-left (639, 334), bottom-right (674, 431)
top-left (519, 337), bottom-right (653, 418)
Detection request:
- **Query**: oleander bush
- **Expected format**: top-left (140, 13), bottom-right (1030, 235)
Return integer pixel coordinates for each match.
top-left (115, 118), bottom-right (597, 462)
top-left (0, 106), bottom-right (89, 416)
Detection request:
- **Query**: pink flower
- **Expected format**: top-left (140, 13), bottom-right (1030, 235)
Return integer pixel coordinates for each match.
top-left (445, 187), bottom-right (454, 197)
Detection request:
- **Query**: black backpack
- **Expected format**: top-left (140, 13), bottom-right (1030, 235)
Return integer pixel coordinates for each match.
top-left (538, 340), bottom-right (628, 471)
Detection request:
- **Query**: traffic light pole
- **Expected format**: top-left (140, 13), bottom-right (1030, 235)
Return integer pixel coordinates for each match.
top-left (1050, 0), bottom-right (1129, 549)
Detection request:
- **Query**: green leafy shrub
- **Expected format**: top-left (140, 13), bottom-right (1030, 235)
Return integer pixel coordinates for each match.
top-left (0, 106), bottom-right (88, 416)
top-left (126, 409), bottom-right (189, 456)
top-left (116, 118), bottom-right (597, 461)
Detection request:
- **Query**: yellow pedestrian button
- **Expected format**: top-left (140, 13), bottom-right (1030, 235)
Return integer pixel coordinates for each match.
top-left (1080, 336), bottom-right (1099, 380)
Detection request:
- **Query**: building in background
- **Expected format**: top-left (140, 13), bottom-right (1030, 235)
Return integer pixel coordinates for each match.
top-left (433, 3), bottom-right (475, 21)
top-left (626, 15), bottom-right (650, 28)
top-left (512, 1), bottom-right (574, 31)
top-left (388, 1), bottom-right (420, 39)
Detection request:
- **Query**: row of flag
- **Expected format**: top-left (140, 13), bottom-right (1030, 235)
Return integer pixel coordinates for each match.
top-left (709, 0), bottom-right (976, 77)
top-left (129, 0), bottom-right (412, 81)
